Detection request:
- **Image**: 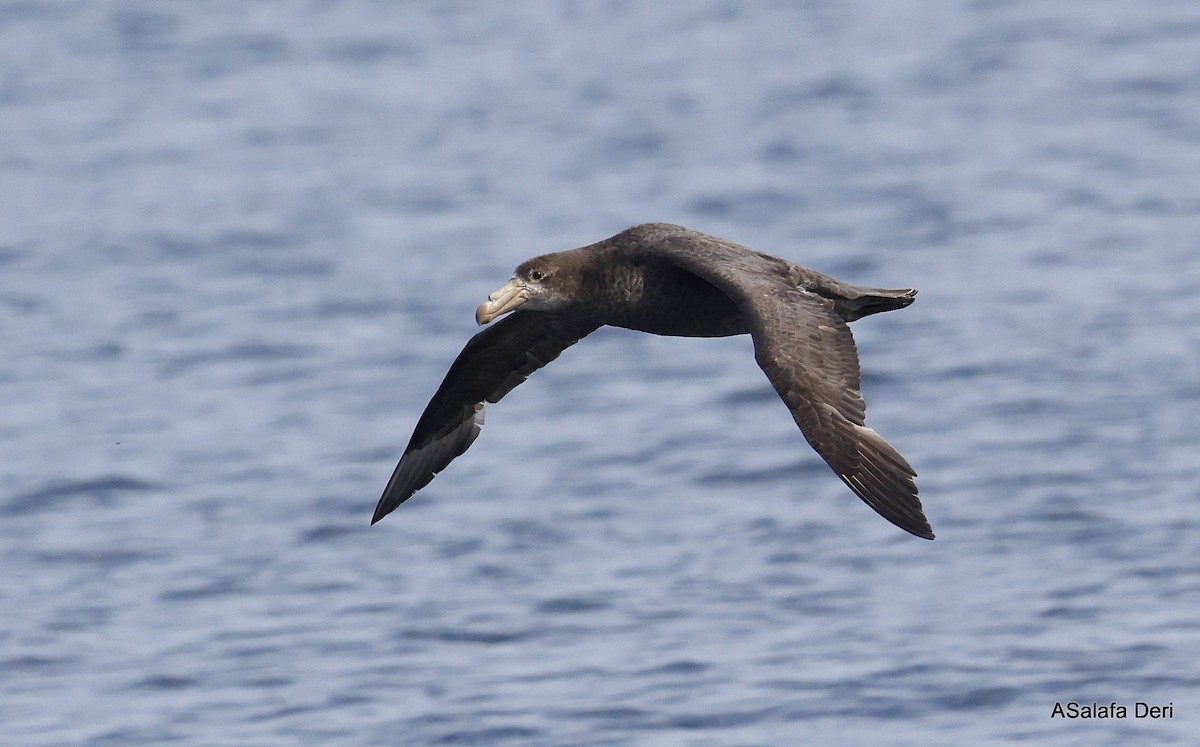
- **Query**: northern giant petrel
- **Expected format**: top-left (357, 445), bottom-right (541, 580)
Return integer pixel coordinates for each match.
top-left (372, 223), bottom-right (933, 539)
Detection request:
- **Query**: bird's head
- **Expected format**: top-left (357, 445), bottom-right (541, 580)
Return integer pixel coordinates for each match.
top-left (475, 254), bottom-right (576, 324)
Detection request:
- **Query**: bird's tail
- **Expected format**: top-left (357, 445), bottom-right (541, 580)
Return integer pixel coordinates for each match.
top-left (835, 286), bottom-right (917, 321)
top-left (790, 266), bottom-right (917, 322)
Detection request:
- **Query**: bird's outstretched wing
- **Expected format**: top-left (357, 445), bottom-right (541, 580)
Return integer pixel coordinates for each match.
top-left (744, 284), bottom-right (931, 538)
top-left (372, 312), bottom-right (599, 524)
top-left (650, 233), bottom-right (933, 539)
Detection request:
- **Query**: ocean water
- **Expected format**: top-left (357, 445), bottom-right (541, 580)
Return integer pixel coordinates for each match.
top-left (2, 1), bottom-right (1199, 745)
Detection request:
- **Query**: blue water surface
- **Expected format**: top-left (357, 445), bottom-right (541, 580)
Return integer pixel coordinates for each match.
top-left (2, 2), bottom-right (1199, 745)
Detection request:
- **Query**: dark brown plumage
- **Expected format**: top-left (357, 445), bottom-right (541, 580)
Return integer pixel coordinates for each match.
top-left (373, 223), bottom-right (933, 539)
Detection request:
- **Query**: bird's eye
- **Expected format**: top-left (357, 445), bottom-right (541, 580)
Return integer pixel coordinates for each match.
top-left (529, 270), bottom-right (545, 281)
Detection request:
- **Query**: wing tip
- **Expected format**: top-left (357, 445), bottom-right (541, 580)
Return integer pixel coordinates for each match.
top-left (909, 521), bottom-right (936, 540)
top-left (370, 494), bottom-right (397, 525)
top-left (841, 472), bottom-right (935, 539)
top-left (842, 425), bottom-right (932, 538)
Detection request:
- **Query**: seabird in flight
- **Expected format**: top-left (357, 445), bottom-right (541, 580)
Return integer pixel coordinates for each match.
top-left (372, 223), bottom-right (933, 539)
